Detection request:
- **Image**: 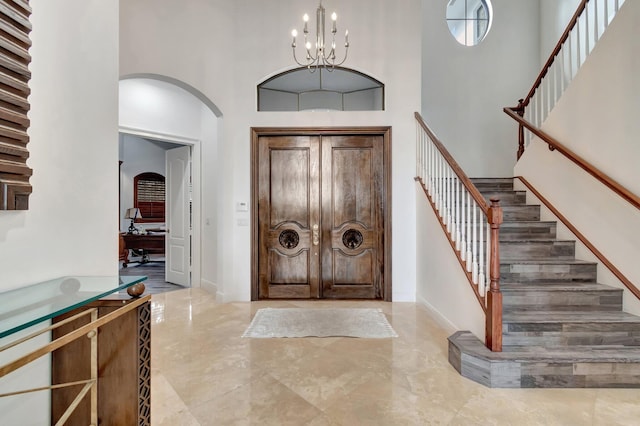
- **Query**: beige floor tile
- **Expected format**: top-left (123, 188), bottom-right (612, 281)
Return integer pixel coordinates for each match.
top-left (188, 373), bottom-right (323, 426)
top-left (150, 289), bottom-right (639, 426)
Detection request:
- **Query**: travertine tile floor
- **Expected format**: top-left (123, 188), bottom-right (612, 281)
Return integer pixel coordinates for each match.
top-left (150, 289), bottom-right (640, 425)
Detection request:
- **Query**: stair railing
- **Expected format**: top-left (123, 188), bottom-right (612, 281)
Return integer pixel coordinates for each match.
top-left (507, 0), bottom-right (627, 158)
top-left (415, 112), bottom-right (503, 352)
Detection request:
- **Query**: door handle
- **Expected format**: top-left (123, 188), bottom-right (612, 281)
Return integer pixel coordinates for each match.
top-left (312, 224), bottom-right (319, 246)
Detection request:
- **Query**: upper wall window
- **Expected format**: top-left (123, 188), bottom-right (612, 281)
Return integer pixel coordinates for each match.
top-left (446, 0), bottom-right (492, 46)
top-left (258, 67), bottom-right (384, 112)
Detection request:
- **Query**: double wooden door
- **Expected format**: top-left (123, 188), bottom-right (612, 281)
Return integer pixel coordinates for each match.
top-left (252, 129), bottom-right (390, 300)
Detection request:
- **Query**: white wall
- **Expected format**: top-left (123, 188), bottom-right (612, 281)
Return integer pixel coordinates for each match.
top-left (0, 1), bottom-right (119, 423)
top-left (0, 0), bottom-right (119, 286)
top-left (200, 103), bottom-right (219, 292)
top-left (118, 78), bottom-right (220, 289)
top-left (515, 0), bottom-right (640, 314)
top-left (421, 0), bottom-right (540, 178)
top-left (120, 0), bottom-right (422, 302)
top-left (119, 79), bottom-right (204, 138)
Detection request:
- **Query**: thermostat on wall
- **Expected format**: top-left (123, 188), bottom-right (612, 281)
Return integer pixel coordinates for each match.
top-left (236, 202), bottom-right (248, 212)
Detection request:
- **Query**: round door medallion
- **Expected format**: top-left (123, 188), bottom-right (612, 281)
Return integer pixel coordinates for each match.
top-left (342, 229), bottom-right (363, 249)
top-left (279, 229), bottom-right (300, 249)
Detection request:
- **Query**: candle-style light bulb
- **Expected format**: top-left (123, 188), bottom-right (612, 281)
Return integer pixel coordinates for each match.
top-left (331, 12), bottom-right (337, 32)
top-left (292, 29), bottom-right (298, 37)
top-left (303, 13), bottom-right (309, 33)
top-left (305, 41), bottom-right (312, 50)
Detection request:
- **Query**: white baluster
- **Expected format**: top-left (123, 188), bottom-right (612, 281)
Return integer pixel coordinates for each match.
top-left (577, 18), bottom-right (583, 68)
top-left (425, 134), bottom-right (429, 191)
top-left (560, 46), bottom-right (566, 94)
top-left (466, 191), bottom-right (472, 271)
top-left (472, 202), bottom-right (478, 284)
top-left (460, 185), bottom-right (467, 260)
top-left (427, 138), bottom-right (433, 193)
top-left (568, 30), bottom-right (574, 81)
top-left (445, 167), bottom-right (453, 235)
top-left (443, 166), bottom-right (449, 229)
top-left (594, 0), bottom-right (599, 43)
top-left (585, 4), bottom-right (590, 56)
top-left (415, 123), bottom-right (419, 179)
top-left (437, 156), bottom-right (443, 216)
top-left (420, 131), bottom-right (425, 182)
top-left (478, 217), bottom-right (486, 296)
top-left (455, 177), bottom-right (461, 250)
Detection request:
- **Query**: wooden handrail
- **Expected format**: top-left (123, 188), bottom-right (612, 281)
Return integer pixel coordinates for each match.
top-left (504, 107), bottom-right (640, 210)
top-left (515, 176), bottom-right (640, 301)
top-left (523, 0), bottom-right (590, 107)
top-left (414, 112), bottom-right (490, 215)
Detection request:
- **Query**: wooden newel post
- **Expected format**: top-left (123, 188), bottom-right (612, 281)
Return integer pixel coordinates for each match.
top-left (516, 98), bottom-right (526, 160)
top-left (486, 198), bottom-right (503, 352)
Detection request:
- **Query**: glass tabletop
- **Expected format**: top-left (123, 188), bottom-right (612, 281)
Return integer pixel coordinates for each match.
top-left (0, 275), bottom-right (147, 339)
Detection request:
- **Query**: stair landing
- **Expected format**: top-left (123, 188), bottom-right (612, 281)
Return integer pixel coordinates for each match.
top-left (449, 331), bottom-right (640, 388)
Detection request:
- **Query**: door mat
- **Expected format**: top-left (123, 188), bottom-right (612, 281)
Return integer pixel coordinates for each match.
top-left (241, 308), bottom-right (398, 338)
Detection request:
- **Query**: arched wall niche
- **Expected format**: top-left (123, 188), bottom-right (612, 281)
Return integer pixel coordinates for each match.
top-left (257, 66), bottom-right (385, 112)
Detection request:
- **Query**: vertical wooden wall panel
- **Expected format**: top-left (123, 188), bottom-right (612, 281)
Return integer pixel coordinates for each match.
top-left (0, 0), bottom-right (32, 210)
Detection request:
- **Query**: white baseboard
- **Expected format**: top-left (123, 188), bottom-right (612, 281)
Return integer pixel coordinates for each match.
top-left (416, 295), bottom-right (458, 336)
top-left (201, 279), bottom-right (217, 296)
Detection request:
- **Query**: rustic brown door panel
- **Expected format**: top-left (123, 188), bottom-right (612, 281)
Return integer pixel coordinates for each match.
top-left (321, 135), bottom-right (384, 299)
top-left (257, 135), bottom-right (320, 299)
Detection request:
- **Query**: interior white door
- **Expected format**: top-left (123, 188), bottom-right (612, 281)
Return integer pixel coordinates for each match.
top-left (166, 145), bottom-right (191, 286)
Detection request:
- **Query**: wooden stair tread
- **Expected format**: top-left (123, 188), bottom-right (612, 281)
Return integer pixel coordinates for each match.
top-left (500, 282), bottom-right (619, 291)
top-left (501, 259), bottom-right (595, 264)
top-left (503, 310), bottom-right (640, 323)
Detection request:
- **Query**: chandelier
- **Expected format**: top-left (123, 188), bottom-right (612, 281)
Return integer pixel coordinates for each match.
top-left (290, 1), bottom-right (349, 72)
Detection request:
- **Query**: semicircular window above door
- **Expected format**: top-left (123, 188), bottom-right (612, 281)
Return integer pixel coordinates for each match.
top-left (257, 67), bottom-right (384, 112)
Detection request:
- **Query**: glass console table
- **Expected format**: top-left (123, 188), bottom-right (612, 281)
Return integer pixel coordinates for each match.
top-left (0, 276), bottom-right (150, 425)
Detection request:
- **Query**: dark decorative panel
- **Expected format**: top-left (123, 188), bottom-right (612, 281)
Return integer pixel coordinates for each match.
top-left (279, 229), bottom-right (300, 249)
top-left (138, 302), bottom-right (152, 425)
top-left (342, 229), bottom-right (363, 249)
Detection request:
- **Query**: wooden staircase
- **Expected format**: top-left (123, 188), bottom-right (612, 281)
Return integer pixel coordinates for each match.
top-left (448, 178), bottom-right (640, 388)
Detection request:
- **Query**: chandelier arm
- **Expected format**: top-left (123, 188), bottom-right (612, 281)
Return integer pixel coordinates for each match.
top-left (306, 48), bottom-right (319, 62)
top-left (331, 49), bottom-right (349, 67)
top-left (292, 48), bottom-right (312, 67)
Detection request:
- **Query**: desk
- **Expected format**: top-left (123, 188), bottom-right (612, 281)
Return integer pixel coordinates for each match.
top-left (121, 233), bottom-right (165, 267)
top-left (0, 276), bottom-right (150, 425)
